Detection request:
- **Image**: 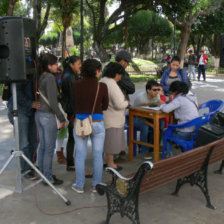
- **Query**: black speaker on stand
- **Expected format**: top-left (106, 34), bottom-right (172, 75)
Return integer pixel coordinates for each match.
top-left (0, 17), bottom-right (36, 82)
top-left (0, 17), bottom-right (71, 205)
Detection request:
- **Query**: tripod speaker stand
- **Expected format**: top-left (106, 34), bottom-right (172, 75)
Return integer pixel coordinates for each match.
top-left (0, 83), bottom-right (71, 205)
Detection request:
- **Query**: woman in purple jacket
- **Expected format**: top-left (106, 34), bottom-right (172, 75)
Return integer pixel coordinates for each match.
top-left (160, 56), bottom-right (189, 96)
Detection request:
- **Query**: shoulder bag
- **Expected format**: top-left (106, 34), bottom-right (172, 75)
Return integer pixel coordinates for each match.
top-left (75, 83), bottom-right (100, 139)
top-left (38, 90), bottom-right (69, 129)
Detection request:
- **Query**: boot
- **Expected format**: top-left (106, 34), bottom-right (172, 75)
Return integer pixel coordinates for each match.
top-left (56, 147), bottom-right (66, 164)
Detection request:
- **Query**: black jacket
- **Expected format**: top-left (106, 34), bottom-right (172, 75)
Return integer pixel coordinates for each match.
top-left (117, 71), bottom-right (135, 100)
top-left (102, 64), bottom-right (135, 100)
top-left (61, 67), bottom-right (80, 116)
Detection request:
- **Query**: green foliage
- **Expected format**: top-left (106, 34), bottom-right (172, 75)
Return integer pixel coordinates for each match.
top-left (39, 32), bottom-right (58, 46)
top-left (70, 46), bottom-right (80, 55)
top-left (130, 74), bottom-right (157, 83)
top-left (128, 10), bottom-right (173, 50)
top-left (0, 0), bottom-right (8, 16)
top-left (0, 84), bottom-right (3, 96)
top-left (14, 1), bottom-right (32, 17)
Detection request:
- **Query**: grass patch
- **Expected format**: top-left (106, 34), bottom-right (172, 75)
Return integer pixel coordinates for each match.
top-left (0, 84), bottom-right (3, 96)
top-left (130, 74), bottom-right (157, 83)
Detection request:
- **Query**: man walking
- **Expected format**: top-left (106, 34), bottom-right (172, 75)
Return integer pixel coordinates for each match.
top-left (197, 50), bottom-right (208, 81)
top-left (188, 50), bottom-right (196, 80)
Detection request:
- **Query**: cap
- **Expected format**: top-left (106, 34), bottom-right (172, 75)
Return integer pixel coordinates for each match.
top-left (116, 50), bottom-right (132, 63)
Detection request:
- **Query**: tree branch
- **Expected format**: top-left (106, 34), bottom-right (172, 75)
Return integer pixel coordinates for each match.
top-left (85, 0), bottom-right (97, 35)
top-left (97, 0), bottom-right (107, 34)
top-left (38, 2), bottom-right (51, 40)
top-left (190, 0), bottom-right (222, 24)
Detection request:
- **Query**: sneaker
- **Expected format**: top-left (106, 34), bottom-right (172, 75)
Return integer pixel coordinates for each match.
top-left (71, 184), bottom-right (84, 193)
top-left (91, 186), bottom-right (97, 193)
top-left (24, 170), bottom-right (37, 181)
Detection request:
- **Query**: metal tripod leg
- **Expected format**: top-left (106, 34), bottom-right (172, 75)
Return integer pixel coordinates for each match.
top-left (21, 152), bottom-right (71, 205)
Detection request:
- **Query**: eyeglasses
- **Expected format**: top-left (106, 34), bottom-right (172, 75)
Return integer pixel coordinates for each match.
top-left (152, 88), bottom-right (160, 92)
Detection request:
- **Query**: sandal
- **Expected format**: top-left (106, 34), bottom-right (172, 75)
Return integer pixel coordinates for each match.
top-left (85, 171), bottom-right (93, 178)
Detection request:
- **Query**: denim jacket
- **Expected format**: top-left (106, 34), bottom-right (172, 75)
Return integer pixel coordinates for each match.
top-left (160, 68), bottom-right (189, 95)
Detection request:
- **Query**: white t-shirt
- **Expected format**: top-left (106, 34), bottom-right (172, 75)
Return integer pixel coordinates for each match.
top-left (199, 55), bottom-right (204, 65)
top-left (134, 90), bottom-right (160, 106)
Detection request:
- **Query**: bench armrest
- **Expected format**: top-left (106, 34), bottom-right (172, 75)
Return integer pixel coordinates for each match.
top-left (105, 167), bottom-right (132, 181)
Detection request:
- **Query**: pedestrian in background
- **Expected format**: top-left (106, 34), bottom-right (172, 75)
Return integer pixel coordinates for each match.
top-left (197, 50), bottom-right (208, 81)
top-left (188, 50), bottom-right (197, 80)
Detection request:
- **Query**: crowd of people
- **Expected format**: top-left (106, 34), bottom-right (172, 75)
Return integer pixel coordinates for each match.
top-left (7, 49), bottom-right (202, 193)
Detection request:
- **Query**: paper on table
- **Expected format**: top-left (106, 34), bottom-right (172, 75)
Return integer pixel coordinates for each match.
top-left (140, 106), bottom-right (161, 110)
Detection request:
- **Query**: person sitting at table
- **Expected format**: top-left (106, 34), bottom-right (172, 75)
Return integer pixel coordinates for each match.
top-left (133, 80), bottom-right (165, 158)
top-left (160, 56), bottom-right (189, 96)
top-left (160, 81), bottom-right (199, 157)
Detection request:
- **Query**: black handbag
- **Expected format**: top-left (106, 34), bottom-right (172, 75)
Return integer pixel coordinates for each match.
top-left (2, 84), bottom-right (11, 101)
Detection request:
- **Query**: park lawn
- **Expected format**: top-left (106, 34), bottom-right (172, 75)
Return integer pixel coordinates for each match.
top-left (130, 74), bottom-right (157, 83)
top-left (0, 84), bottom-right (3, 96)
top-left (128, 58), bottom-right (158, 72)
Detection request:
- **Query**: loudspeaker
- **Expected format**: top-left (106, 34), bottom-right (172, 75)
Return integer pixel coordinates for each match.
top-left (0, 17), bottom-right (36, 83)
top-left (220, 34), bottom-right (224, 68)
top-left (195, 125), bottom-right (224, 148)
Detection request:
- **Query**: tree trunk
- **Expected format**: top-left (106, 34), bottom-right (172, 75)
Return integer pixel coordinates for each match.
top-left (62, 28), bottom-right (67, 61)
top-left (177, 22), bottom-right (191, 68)
top-left (6, 0), bottom-right (18, 16)
top-left (94, 41), bottom-right (109, 62)
top-left (139, 39), bottom-right (152, 60)
top-left (211, 34), bottom-right (221, 57)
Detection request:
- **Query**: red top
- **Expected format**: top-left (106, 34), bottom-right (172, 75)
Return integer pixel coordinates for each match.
top-left (160, 94), bottom-right (169, 127)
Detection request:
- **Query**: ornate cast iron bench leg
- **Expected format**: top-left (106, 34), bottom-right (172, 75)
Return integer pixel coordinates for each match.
top-left (172, 146), bottom-right (216, 209)
top-left (214, 160), bottom-right (224, 174)
top-left (96, 162), bottom-right (153, 224)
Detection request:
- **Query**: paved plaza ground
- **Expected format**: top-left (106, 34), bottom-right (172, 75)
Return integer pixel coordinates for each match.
top-left (0, 74), bottom-right (224, 224)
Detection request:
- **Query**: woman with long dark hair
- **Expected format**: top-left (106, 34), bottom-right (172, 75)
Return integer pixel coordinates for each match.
top-left (72, 59), bottom-right (109, 193)
top-left (61, 56), bottom-right (82, 171)
top-left (37, 53), bottom-right (65, 185)
top-left (160, 56), bottom-right (189, 96)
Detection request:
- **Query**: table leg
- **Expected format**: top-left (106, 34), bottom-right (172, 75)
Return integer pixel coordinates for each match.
top-left (154, 114), bottom-right (160, 162)
top-left (128, 111), bottom-right (134, 161)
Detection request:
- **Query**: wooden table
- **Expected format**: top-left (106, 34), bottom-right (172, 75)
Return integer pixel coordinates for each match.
top-left (128, 106), bottom-right (173, 162)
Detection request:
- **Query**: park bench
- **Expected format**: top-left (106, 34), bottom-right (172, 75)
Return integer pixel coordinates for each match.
top-left (96, 138), bottom-right (224, 224)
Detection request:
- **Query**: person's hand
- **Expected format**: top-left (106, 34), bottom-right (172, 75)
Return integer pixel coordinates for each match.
top-left (159, 100), bottom-right (165, 105)
top-left (169, 95), bottom-right (174, 102)
top-left (32, 101), bottom-right (40, 109)
top-left (58, 122), bottom-right (65, 129)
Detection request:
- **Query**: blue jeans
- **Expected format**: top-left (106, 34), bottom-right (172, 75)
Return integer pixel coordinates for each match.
top-left (73, 121), bottom-right (105, 188)
top-left (36, 112), bottom-right (57, 180)
top-left (166, 130), bottom-right (195, 157)
top-left (134, 117), bottom-right (150, 152)
top-left (8, 111), bottom-right (38, 173)
top-left (198, 65), bottom-right (206, 81)
top-left (188, 65), bottom-right (196, 79)
top-left (134, 117), bottom-right (165, 153)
